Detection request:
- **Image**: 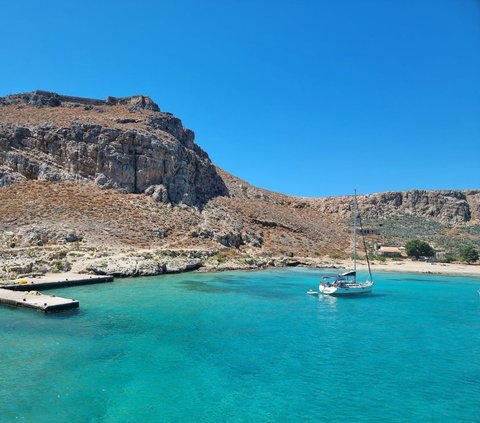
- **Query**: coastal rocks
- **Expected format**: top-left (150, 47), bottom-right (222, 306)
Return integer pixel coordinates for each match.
top-left (274, 257), bottom-right (302, 267)
top-left (0, 246), bottom-right (76, 280)
top-left (83, 250), bottom-right (211, 277)
top-left (75, 248), bottom-right (279, 277)
top-left (198, 250), bottom-right (278, 271)
top-left (0, 91), bottom-right (228, 206)
top-left (164, 259), bottom-right (203, 273)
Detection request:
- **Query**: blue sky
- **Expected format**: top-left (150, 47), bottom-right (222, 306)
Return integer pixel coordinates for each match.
top-left (1, 0), bottom-right (479, 197)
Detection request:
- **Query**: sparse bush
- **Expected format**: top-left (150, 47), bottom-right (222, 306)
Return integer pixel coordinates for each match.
top-left (51, 260), bottom-right (65, 273)
top-left (437, 253), bottom-right (456, 263)
top-left (388, 252), bottom-right (403, 259)
top-left (49, 250), bottom-right (68, 260)
top-left (458, 246), bottom-right (479, 264)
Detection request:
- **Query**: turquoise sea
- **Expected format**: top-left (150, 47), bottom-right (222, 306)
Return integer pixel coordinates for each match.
top-left (1, 269), bottom-right (480, 422)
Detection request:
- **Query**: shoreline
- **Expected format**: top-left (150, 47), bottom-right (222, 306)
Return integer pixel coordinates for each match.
top-left (327, 259), bottom-right (480, 278)
top-left (3, 258), bottom-right (480, 289)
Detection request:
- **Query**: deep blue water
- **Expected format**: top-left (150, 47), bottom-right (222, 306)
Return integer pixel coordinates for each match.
top-left (1, 269), bottom-right (480, 422)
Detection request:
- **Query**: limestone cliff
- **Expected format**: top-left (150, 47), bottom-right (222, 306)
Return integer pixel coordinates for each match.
top-left (0, 91), bottom-right (227, 206)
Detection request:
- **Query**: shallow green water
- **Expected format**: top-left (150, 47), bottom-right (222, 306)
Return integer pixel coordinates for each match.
top-left (1, 269), bottom-right (480, 422)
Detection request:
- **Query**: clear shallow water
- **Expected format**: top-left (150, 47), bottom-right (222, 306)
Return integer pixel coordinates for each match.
top-left (1, 269), bottom-right (480, 423)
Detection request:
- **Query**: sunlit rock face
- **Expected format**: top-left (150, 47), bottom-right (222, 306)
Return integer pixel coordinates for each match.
top-left (0, 91), bottom-right (227, 206)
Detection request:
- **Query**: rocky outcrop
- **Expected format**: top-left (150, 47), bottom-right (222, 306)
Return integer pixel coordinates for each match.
top-left (316, 190), bottom-right (475, 224)
top-left (80, 249), bottom-right (220, 277)
top-left (197, 204), bottom-right (264, 248)
top-left (0, 165), bottom-right (25, 187)
top-left (361, 190), bottom-right (473, 223)
top-left (1, 227), bottom-right (83, 248)
top-left (0, 90), bottom-right (161, 111)
top-left (0, 91), bottom-right (227, 206)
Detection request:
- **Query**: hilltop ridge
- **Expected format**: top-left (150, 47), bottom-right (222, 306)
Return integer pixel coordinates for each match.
top-left (0, 90), bottom-right (161, 111)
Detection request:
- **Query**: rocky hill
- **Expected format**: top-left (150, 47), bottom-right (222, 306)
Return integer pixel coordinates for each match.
top-left (0, 91), bottom-right (479, 277)
top-left (0, 91), bottom-right (226, 206)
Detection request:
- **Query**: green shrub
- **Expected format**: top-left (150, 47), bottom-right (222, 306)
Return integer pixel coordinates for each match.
top-left (51, 260), bottom-right (65, 272)
top-left (437, 253), bottom-right (456, 263)
top-left (458, 246), bottom-right (479, 264)
top-left (405, 239), bottom-right (435, 259)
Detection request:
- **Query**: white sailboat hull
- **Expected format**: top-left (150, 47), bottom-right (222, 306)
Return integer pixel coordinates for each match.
top-left (319, 281), bottom-right (373, 296)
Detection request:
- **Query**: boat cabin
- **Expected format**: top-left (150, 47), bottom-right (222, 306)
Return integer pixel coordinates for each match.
top-left (320, 271), bottom-right (357, 286)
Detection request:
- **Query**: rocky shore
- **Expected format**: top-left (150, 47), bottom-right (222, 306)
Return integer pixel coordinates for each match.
top-left (2, 240), bottom-right (479, 289)
top-left (0, 243), bottom-right (318, 282)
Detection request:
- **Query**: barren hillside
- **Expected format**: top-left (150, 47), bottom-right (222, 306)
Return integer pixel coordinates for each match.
top-left (1, 91), bottom-right (479, 277)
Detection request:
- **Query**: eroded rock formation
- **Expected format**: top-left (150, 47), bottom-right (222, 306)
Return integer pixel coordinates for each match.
top-left (0, 91), bottom-right (227, 206)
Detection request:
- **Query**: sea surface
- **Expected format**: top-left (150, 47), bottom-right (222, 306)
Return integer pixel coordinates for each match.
top-left (1, 269), bottom-right (480, 422)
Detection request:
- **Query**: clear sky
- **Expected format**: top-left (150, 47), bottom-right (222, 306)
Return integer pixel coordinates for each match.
top-left (1, 0), bottom-right (479, 197)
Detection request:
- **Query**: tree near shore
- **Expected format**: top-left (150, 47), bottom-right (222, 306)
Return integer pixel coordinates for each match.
top-left (458, 245), bottom-right (479, 264)
top-left (405, 239), bottom-right (435, 260)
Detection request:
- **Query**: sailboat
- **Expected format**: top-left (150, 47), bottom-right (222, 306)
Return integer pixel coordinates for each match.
top-left (318, 190), bottom-right (374, 296)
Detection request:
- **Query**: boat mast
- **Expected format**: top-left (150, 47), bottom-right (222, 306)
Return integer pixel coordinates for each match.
top-left (354, 190), bottom-right (374, 282)
top-left (353, 189), bottom-right (357, 282)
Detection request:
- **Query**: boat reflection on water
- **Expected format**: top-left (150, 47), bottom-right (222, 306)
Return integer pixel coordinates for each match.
top-left (317, 291), bottom-right (338, 307)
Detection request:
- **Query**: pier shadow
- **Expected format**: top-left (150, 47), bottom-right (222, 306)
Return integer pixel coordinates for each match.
top-left (44, 308), bottom-right (81, 318)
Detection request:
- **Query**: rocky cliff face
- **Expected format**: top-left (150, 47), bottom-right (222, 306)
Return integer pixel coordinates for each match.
top-left (366, 190), bottom-right (473, 223)
top-left (315, 190), bottom-right (476, 224)
top-left (0, 91), bottom-right (227, 206)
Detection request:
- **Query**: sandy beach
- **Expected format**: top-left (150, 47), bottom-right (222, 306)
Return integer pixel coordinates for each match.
top-left (334, 258), bottom-right (480, 278)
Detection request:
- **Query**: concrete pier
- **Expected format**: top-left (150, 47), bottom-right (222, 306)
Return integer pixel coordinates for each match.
top-left (0, 288), bottom-right (79, 312)
top-left (0, 273), bottom-right (114, 313)
top-left (1, 274), bottom-right (113, 291)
